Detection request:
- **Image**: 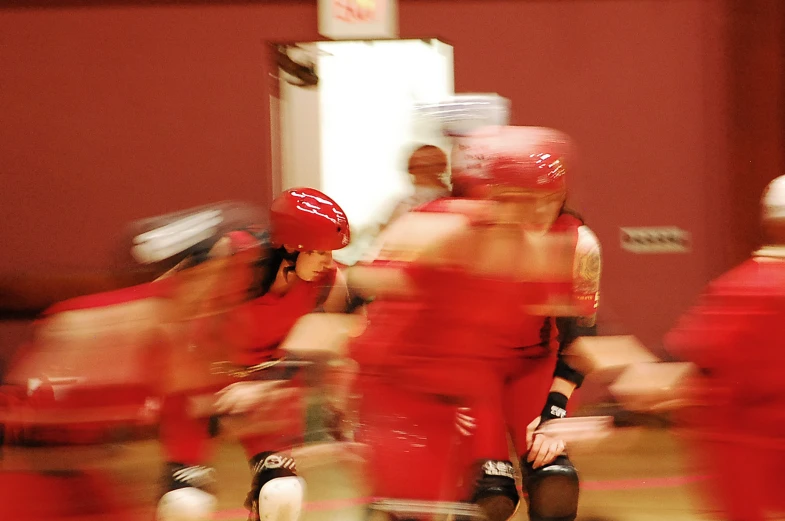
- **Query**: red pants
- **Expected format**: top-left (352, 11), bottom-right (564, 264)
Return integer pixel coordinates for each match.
top-left (355, 375), bottom-right (475, 501)
top-left (469, 351), bottom-right (559, 464)
top-left (0, 470), bottom-right (140, 521)
top-left (677, 380), bottom-right (785, 521)
top-left (505, 352), bottom-right (564, 458)
top-left (159, 378), bottom-right (305, 466)
top-left (159, 388), bottom-right (218, 466)
top-left (355, 353), bottom-right (567, 502)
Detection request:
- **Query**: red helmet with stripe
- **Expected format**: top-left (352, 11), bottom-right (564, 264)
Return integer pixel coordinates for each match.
top-left (486, 126), bottom-right (571, 193)
top-left (452, 126), bottom-right (574, 196)
top-left (269, 188), bottom-right (351, 251)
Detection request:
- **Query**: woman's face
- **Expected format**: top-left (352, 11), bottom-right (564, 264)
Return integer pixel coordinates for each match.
top-left (293, 250), bottom-right (334, 281)
top-left (488, 187), bottom-right (566, 234)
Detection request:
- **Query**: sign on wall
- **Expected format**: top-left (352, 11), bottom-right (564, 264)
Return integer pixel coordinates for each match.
top-left (318, 0), bottom-right (398, 40)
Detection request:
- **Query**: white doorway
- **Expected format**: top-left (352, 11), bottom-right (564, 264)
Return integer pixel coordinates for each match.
top-left (273, 39), bottom-right (455, 252)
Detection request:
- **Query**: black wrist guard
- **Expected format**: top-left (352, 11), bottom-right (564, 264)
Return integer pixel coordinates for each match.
top-left (540, 391), bottom-right (569, 425)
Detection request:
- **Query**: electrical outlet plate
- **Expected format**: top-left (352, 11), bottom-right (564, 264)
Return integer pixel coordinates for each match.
top-left (620, 227), bottom-right (690, 254)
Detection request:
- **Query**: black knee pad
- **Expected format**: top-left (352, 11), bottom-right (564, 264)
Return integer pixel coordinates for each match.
top-left (521, 454), bottom-right (579, 521)
top-left (470, 459), bottom-right (519, 521)
top-left (244, 451), bottom-right (298, 511)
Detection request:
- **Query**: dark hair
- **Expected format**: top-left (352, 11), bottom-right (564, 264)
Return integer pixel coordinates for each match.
top-left (559, 204), bottom-right (586, 225)
top-left (176, 229), bottom-right (299, 300)
top-left (178, 245), bottom-right (214, 271)
top-left (246, 229), bottom-right (299, 299)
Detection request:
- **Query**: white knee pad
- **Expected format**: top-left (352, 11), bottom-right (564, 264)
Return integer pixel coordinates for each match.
top-left (156, 487), bottom-right (217, 521)
top-left (257, 476), bottom-right (306, 521)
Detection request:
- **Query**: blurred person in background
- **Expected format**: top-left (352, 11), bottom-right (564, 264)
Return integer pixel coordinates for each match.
top-left (665, 176), bottom-right (785, 521)
top-left (340, 144), bottom-right (451, 268)
top-left (385, 144), bottom-right (452, 226)
top-left (0, 263), bottom-right (174, 521)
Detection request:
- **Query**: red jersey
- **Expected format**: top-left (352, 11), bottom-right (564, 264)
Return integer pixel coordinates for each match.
top-left (350, 256), bottom-right (534, 400)
top-left (414, 201), bottom-right (595, 359)
top-left (352, 202), bottom-right (599, 396)
top-left (224, 268), bottom-right (337, 367)
top-left (666, 254), bottom-right (785, 405)
top-left (507, 212), bottom-right (586, 356)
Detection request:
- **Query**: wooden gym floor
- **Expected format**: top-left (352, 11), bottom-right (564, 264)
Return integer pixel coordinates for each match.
top-left (19, 427), bottom-right (730, 521)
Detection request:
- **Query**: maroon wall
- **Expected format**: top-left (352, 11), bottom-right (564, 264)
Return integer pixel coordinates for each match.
top-left (726, 0), bottom-right (785, 265)
top-left (402, 0), bottom-right (732, 350)
top-left (0, 0), bottom-right (779, 364)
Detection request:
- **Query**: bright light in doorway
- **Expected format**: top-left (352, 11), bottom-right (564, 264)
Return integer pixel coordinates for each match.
top-left (317, 39), bottom-right (454, 235)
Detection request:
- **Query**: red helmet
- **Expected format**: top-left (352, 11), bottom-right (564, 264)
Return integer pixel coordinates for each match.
top-left (269, 187), bottom-right (351, 251)
top-left (453, 126), bottom-right (574, 196)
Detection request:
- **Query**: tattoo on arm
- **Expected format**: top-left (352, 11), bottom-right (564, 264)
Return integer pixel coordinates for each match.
top-left (574, 234), bottom-right (601, 328)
